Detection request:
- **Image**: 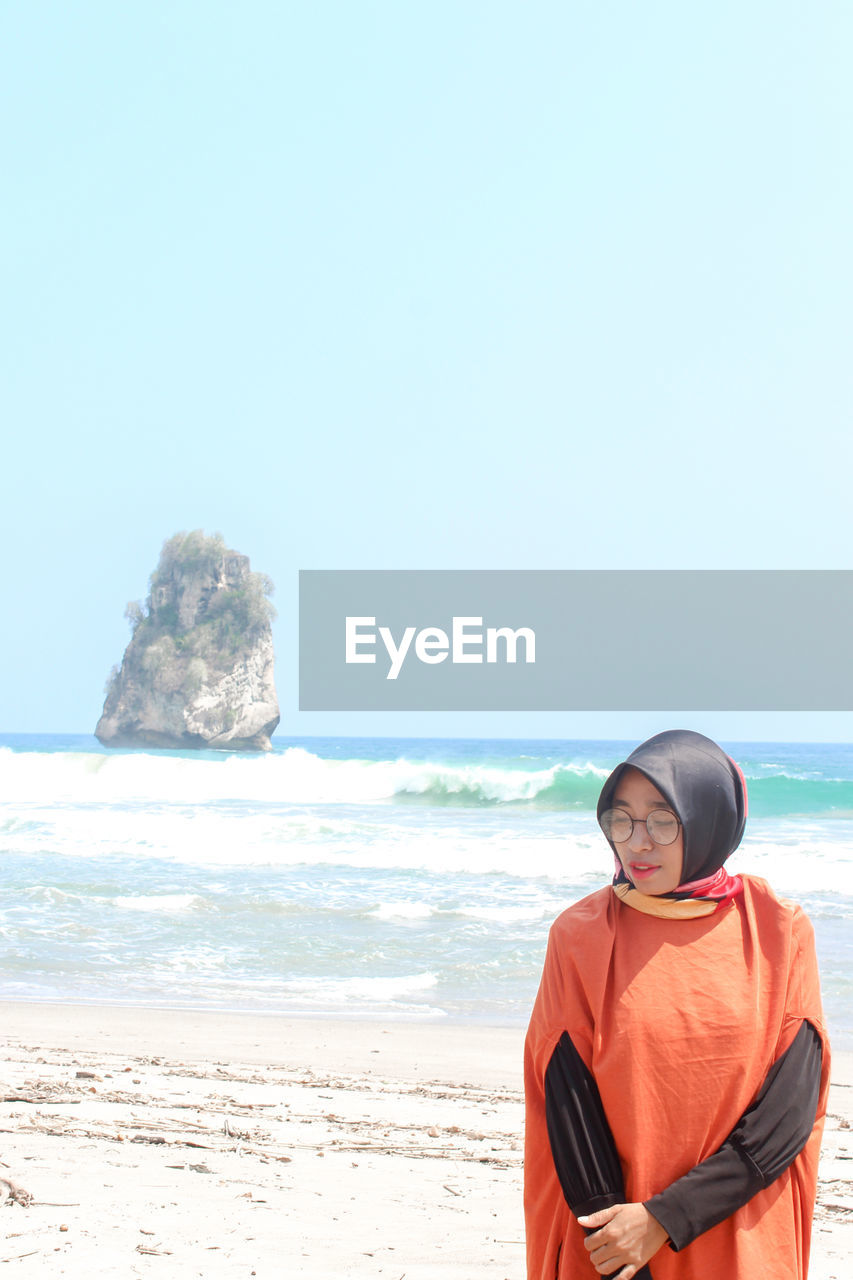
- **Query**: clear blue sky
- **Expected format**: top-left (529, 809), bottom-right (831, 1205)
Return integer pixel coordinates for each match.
top-left (2, 2), bottom-right (852, 741)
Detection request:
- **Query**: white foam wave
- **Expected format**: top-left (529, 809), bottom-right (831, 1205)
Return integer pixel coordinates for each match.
top-left (455, 904), bottom-right (553, 923)
top-left (0, 746), bottom-right (604, 808)
top-left (111, 894), bottom-right (202, 913)
top-left (369, 900), bottom-right (561, 924)
top-left (392, 759), bottom-right (606, 803)
top-left (370, 901), bottom-right (434, 921)
top-left (731, 835), bottom-right (853, 895)
top-left (0, 794), bottom-right (611, 876)
top-left (751, 764), bottom-right (822, 779)
top-left (7, 794), bottom-right (853, 892)
top-left (283, 971), bottom-right (439, 1006)
top-left (138, 945), bottom-right (227, 972)
top-left (19, 886), bottom-right (82, 905)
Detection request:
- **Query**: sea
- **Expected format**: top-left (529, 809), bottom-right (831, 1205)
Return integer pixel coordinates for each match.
top-left (1, 734), bottom-right (852, 1047)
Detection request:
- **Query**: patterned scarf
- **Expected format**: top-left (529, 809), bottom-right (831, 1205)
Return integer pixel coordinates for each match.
top-left (613, 865), bottom-right (744, 919)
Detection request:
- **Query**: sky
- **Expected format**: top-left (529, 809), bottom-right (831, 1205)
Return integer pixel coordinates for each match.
top-left (2, 2), bottom-right (852, 742)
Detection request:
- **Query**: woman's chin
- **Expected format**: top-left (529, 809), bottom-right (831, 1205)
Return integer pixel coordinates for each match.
top-left (627, 870), bottom-right (677, 896)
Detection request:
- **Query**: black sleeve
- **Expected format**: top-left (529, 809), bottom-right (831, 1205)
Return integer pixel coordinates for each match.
top-left (545, 1031), bottom-right (654, 1280)
top-left (644, 1020), bottom-right (823, 1251)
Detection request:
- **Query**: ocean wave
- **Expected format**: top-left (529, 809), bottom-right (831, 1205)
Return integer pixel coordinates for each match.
top-left (731, 836), bottom-right (853, 894)
top-left (392, 760), bottom-right (608, 807)
top-left (453, 903), bottom-right (554, 923)
top-left (6, 794), bottom-right (852, 889)
top-left (111, 894), bottom-right (204, 914)
top-left (367, 900), bottom-right (554, 923)
top-left (286, 970), bottom-right (437, 999)
top-left (740, 774), bottom-right (853, 817)
top-left (369, 901), bottom-right (435, 921)
top-left (0, 745), bottom-right (607, 809)
top-left (16, 886), bottom-right (84, 906)
top-left (3, 743), bottom-right (852, 815)
top-left (278, 970), bottom-right (444, 1015)
top-left (4, 805), bottom-right (606, 877)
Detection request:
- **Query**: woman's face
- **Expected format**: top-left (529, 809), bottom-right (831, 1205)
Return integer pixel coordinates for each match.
top-left (609, 766), bottom-right (684, 895)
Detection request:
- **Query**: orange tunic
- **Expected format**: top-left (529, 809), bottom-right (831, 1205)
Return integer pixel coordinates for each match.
top-left (524, 876), bottom-right (830, 1280)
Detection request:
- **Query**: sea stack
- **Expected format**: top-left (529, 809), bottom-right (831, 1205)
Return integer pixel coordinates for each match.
top-left (96, 531), bottom-right (279, 751)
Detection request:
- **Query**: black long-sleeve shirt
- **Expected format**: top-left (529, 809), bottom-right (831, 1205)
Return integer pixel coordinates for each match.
top-left (544, 1019), bottom-right (823, 1253)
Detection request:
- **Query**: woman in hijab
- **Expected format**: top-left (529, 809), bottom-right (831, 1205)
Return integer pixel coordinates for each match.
top-left (524, 730), bottom-right (829, 1280)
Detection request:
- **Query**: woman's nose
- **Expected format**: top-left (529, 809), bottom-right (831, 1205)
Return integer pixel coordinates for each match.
top-left (628, 819), bottom-right (654, 851)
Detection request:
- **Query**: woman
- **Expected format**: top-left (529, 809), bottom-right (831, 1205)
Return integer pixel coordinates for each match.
top-left (524, 730), bottom-right (829, 1280)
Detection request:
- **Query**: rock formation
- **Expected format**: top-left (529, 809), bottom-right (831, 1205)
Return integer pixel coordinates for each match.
top-left (96, 531), bottom-right (279, 751)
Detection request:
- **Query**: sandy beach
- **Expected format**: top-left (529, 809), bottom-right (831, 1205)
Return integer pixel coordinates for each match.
top-left (0, 1003), bottom-right (849, 1278)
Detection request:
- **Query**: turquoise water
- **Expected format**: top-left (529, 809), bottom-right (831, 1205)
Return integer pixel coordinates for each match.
top-left (1, 734), bottom-right (851, 1045)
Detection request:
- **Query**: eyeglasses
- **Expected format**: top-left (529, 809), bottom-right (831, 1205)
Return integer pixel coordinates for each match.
top-left (599, 808), bottom-right (681, 846)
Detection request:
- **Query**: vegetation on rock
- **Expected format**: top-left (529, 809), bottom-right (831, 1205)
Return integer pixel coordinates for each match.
top-left (126, 530), bottom-right (276, 660)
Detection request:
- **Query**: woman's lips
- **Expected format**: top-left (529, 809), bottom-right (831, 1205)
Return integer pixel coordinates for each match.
top-left (629, 863), bottom-right (661, 880)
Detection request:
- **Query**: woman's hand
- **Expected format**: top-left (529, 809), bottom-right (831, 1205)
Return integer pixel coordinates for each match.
top-left (576, 1203), bottom-right (668, 1278)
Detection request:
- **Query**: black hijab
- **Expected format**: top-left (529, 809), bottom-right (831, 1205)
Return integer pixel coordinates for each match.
top-left (596, 729), bottom-right (748, 884)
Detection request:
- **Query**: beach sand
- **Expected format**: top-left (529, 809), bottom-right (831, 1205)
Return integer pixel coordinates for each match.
top-left (0, 1003), bottom-right (849, 1278)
